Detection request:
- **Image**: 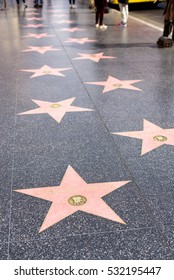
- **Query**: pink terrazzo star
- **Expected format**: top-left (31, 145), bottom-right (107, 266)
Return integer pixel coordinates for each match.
top-left (58, 27), bottom-right (85, 33)
top-left (18, 97), bottom-right (93, 123)
top-left (48, 9), bottom-right (64, 12)
top-left (20, 65), bottom-right (71, 78)
top-left (73, 52), bottom-right (116, 62)
top-left (56, 20), bottom-right (75, 24)
top-left (65, 38), bottom-right (97, 44)
top-left (21, 46), bottom-right (61, 54)
top-left (26, 17), bottom-right (43, 21)
top-left (112, 119), bottom-right (174, 155)
top-left (85, 75), bottom-right (142, 93)
top-left (23, 33), bottom-right (55, 39)
top-left (26, 12), bottom-right (39, 15)
top-left (23, 24), bottom-right (44, 28)
top-left (15, 165), bottom-right (129, 232)
top-left (52, 14), bottom-right (68, 17)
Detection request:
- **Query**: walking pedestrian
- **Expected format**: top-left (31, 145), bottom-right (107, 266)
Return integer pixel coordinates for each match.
top-left (118, 0), bottom-right (129, 27)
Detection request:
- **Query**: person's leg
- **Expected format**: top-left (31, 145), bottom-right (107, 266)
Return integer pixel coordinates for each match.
top-left (172, 23), bottom-right (174, 40)
top-left (119, 4), bottom-right (127, 25)
top-left (96, 7), bottom-right (99, 25)
top-left (99, 9), bottom-right (104, 26)
top-left (163, 20), bottom-right (172, 37)
top-left (16, 0), bottom-right (19, 5)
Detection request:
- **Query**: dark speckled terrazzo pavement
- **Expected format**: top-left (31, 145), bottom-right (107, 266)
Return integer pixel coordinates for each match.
top-left (0, 0), bottom-right (174, 260)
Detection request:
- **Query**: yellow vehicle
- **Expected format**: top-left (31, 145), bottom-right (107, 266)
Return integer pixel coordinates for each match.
top-left (109, 0), bottom-right (164, 4)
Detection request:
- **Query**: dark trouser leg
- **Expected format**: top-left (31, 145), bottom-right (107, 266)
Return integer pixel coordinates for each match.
top-left (16, 0), bottom-right (19, 4)
top-left (96, 8), bottom-right (99, 24)
top-left (99, 9), bottom-right (104, 26)
top-left (163, 20), bottom-right (172, 37)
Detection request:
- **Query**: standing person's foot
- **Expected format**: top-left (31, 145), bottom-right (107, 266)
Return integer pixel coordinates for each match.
top-left (121, 22), bottom-right (127, 26)
top-left (24, 4), bottom-right (28, 8)
top-left (95, 23), bottom-right (99, 28)
top-left (72, 4), bottom-right (77, 8)
top-left (99, 24), bottom-right (107, 30)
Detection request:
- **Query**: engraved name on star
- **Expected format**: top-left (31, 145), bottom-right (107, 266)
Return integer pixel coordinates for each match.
top-left (14, 165), bottom-right (130, 232)
top-left (85, 75), bottom-right (142, 93)
top-left (21, 46), bottom-right (61, 54)
top-left (58, 28), bottom-right (85, 33)
top-left (18, 97), bottom-right (93, 123)
top-left (65, 38), bottom-right (97, 44)
top-left (23, 33), bottom-right (55, 39)
top-left (73, 52), bottom-right (116, 63)
top-left (23, 24), bottom-right (45, 28)
top-left (112, 119), bottom-right (174, 155)
top-left (20, 65), bottom-right (72, 78)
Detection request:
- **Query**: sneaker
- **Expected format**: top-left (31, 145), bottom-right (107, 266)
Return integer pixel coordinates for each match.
top-left (121, 22), bottom-right (127, 27)
top-left (99, 24), bottom-right (107, 30)
top-left (95, 23), bottom-right (99, 29)
top-left (72, 4), bottom-right (77, 8)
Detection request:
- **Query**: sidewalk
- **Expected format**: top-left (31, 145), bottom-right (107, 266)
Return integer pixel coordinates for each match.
top-left (0, 0), bottom-right (174, 259)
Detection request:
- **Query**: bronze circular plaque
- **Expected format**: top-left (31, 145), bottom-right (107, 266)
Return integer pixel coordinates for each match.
top-left (153, 135), bottom-right (167, 142)
top-left (113, 83), bottom-right (122, 88)
top-left (68, 195), bottom-right (87, 206)
top-left (50, 104), bottom-right (61, 109)
top-left (43, 70), bottom-right (52, 74)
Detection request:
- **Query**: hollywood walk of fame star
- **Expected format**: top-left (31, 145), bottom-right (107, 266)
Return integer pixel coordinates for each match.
top-left (112, 119), bottom-right (174, 155)
top-left (23, 33), bottom-right (55, 39)
top-left (18, 97), bottom-right (93, 123)
top-left (20, 65), bottom-right (72, 78)
top-left (15, 165), bottom-right (130, 232)
top-left (73, 52), bottom-right (116, 63)
top-left (65, 38), bottom-right (97, 45)
top-left (23, 24), bottom-right (44, 28)
top-left (56, 20), bottom-right (75, 24)
top-left (21, 46), bottom-right (61, 54)
top-left (52, 14), bottom-right (67, 17)
top-left (26, 17), bottom-right (43, 21)
top-left (85, 75), bottom-right (142, 93)
top-left (58, 27), bottom-right (85, 33)
top-left (48, 9), bottom-right (64, 12)
top-left (26, 12), bottom-right (39, 15)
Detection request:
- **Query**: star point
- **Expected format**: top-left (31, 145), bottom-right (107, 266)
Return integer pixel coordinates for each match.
top-left (15, 165), bottom-right (130, 232)
top-left (18, 97), bottom-right (93, 123)
top-left (21, 46), bottom-right (61, 54)
top-left (65, 38), bottom-right (97, 44)
top-left (85, 75), bottom-right (142, 93)
top-left (23, 33), bottom-right (55, 39)
top-left (20, 65), bottom-right (71, 78)
top-left (112, 119), bottom-right (174, 155)
top-left (23, 24), bottom-right (44, 28)
top-left (73, 52), bottom-right (116, 62)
